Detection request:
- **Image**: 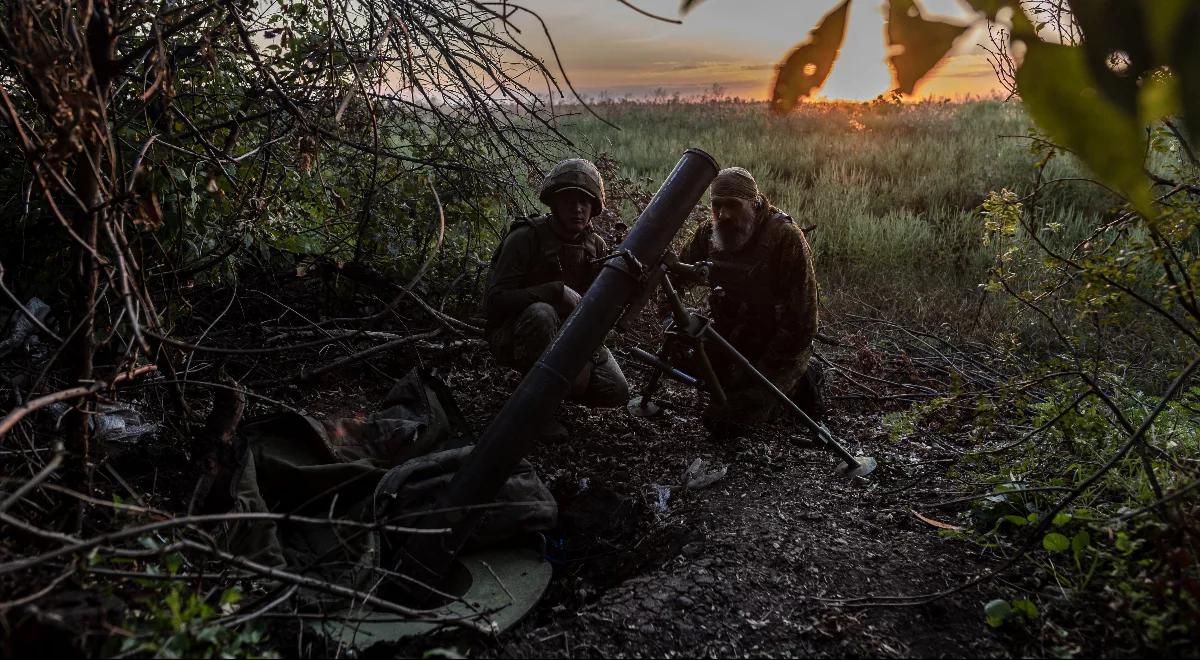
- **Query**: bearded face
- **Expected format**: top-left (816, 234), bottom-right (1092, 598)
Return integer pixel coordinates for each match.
top-left (711, 195), bottom-right (759, 252)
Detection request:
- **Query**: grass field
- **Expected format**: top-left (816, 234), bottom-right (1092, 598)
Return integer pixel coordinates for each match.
top-left (551, 99), bottom-right (1118, 336)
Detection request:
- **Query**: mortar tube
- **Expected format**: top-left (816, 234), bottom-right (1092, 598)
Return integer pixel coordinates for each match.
top-left (400, 149), bottom-right (720, 586)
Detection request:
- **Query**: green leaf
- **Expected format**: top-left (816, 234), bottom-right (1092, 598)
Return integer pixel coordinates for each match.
top-left (886, 0), bottom-right (968, 95)
top-left (1052, 512), bottom-right (1071, 527)
top-left (220, 587), bottom-right (242, 606)
top-left (984, 598), bottom-right (1011, 627)
top-left (1071, 530), bottom-right (1091, 558)
top-left (1015, 39), bottom-right (1153, 215)
top-left (1012, 598), bottom-right (1039, 620)
top-left (1138, 72), bottom-right (1182, 124)
top-left (1115, 531), bottom-right (1134, 553)
top-left (769, 0), bottom-right (852, 114)
top-left (1043, 532), bottom-right (1070, 552)
top-left (1003, 514), bottom-right (1029, 527)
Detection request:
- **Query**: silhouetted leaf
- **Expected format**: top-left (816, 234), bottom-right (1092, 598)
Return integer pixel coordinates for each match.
top-left (679, 0), bottom-right (705, 14)
top-left (1071, 1), bottom-right (1152, 116)
top-left (1016, 39), bottom-right (1152, 213)
top-left (769, 0), bottom-right (851, 114)
top-left (886, 0), bottom-right (968, 95)
top-left (960, 0), bottom-right (1035, 37)
top-left (960, 0), bottom-right (1016, 21)
top-left (1167, 4), bottom-right (1200, 142)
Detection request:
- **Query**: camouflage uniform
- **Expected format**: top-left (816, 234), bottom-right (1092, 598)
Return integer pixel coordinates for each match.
top-left (483, 160), bottom-right (630, 408)
top-left (680, 203), bottom-right (822, 430)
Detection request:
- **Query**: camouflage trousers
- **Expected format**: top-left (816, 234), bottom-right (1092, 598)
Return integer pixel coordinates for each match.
top-left (486, 302), bottom-right (630, 408)
top-left (695, 346), bottom-right (825, 438)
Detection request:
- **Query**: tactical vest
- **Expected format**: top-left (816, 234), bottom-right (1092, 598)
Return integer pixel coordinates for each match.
top-left (706, 211), bottom-right (795, 341)
top-left (494, 214), bottom-right (604, 294)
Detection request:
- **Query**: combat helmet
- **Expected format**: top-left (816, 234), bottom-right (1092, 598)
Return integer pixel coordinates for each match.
top-left (538, 158), bottom-right (605, 217)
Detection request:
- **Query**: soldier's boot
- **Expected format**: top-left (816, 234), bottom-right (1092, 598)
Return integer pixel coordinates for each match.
top-left (791, 361), bottom-right (826, 423)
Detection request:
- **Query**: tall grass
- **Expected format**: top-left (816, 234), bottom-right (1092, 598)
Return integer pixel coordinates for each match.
top-left (553, 99), bottom-right (1117, 334)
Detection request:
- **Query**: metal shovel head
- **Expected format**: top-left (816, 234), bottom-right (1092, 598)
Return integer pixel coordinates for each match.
top-left (627, 395), bottom-right (662, 417)
top-left (836, 456), bottom-right (878, 479)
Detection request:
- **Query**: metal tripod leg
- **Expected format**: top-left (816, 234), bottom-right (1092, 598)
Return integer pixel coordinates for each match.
top-left (701, 326), bottom-right (877, 478)
top-left (628, 348), bottom-right (667, 417)
top-left (660, 274), bottom-right (726, 405)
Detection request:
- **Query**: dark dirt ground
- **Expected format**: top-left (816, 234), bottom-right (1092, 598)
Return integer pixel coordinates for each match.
top-left (305, 334), bottom-right (1020, 658)
top-left (1, 273), bottom-right (1045, 658)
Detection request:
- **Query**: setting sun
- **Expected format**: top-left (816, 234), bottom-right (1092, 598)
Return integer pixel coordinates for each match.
top-left (514, 0), bottom-right (1003, 101)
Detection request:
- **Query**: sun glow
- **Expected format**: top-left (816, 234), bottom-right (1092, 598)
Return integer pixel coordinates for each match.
top-left (514, 0), bottom-right (1003, 102)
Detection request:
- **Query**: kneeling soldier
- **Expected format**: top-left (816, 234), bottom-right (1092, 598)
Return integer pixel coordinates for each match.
top-left (484, 159), bottom-right (631, 425)
top-left (679, 166), bottom-right (824, 435)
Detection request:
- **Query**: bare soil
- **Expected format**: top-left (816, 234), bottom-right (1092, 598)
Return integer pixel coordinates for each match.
top-left (348, 340), bottom-right (1017, 658)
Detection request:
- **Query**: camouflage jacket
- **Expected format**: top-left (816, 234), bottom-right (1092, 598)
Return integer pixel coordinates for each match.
top-left (679, 206), bottom-right (819, 379)
top-left (483, 214), bottom-right (606, 333)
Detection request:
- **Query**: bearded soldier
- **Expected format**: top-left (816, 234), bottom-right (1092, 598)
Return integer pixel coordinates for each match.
top-left (679, 167), bottom-right (822, 434)
top-left (484, 159), bottom-right (630, 431)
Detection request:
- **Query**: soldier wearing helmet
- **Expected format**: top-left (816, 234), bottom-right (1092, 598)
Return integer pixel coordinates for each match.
top-left (678, 167), bottom-right (823, 436)
top-left (484, 159), bottom-right (630, 430)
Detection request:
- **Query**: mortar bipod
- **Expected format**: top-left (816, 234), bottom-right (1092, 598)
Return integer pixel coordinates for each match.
top-left (625, 265), bottom-right (727, 417)
top-left (625, 345), bottom-right (702, 417)
top-left (695, 314), bottom-right (878, 478)
top-left (644, 267), bottom-right (877, 478)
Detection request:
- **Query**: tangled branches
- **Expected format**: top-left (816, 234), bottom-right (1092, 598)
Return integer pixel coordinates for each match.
top-left (0, 0), bottom-right (585, 455)
top-left (0, 0), bottom-right (596, 650)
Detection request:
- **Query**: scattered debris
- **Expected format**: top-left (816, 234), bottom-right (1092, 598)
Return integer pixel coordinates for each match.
top-left (92, 404), bottom-right (161, 443)
top-left (0, 297), bottom-right (51, 358)
top-left (681, 457), bottom-right (728, 491)
top-left (910, 509), bottom-right (964, 531)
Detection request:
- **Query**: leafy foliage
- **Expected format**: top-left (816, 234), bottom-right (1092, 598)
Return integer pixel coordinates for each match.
top-left (769, 0), bottom-right (851, 114)
top-left (886, 0), bottom-right (968, 96)
top-left (110, 582), bottom-right (276, 659)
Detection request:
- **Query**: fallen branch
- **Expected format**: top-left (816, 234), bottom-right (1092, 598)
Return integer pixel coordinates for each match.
top-left (0, 509), bottom-right (449, 575)
top-left (0, 446), bottom-right (63, 514)
top-left (178, 539), bottom-right (488, 631)
top-left (0, 565), bottom-right (77, 612)
top-left (299, 329), bottom-right (440, 381)
top-left (967, 389), bottom-right (1093, 455)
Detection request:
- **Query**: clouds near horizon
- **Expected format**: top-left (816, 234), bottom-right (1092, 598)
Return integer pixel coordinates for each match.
top-left (511, 0), bottom-right (1004, 100)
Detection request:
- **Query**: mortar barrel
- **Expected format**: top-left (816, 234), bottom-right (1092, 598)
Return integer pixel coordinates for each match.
top-left (401, 149), bottom-right (720, 584)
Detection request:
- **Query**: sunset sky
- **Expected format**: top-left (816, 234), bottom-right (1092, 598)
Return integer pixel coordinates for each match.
top-left (511, 0), bottom-right (1004, 101)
